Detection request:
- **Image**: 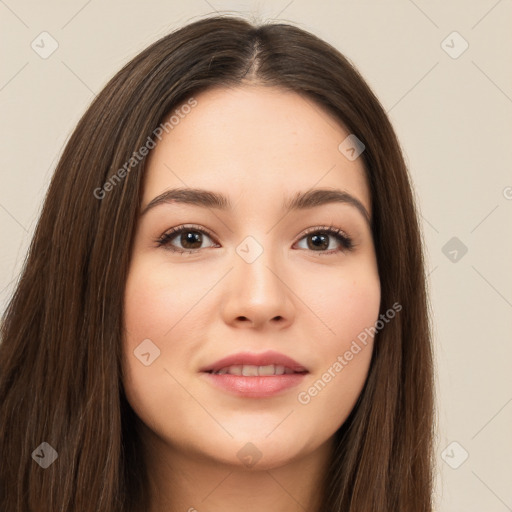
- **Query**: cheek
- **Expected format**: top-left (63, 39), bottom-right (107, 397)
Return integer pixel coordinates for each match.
top-left (299, 260), bottom-right (381, 343)
top-left (328, 277), bottom-right (380, 340)
top-left (123, 258), bottom-right (211, 340)
top-left (122, 262), bottom-right (185, 359)
top-left (121, 258), bottom-right (224, 419)
top-left (294, 265), bottom-right (380, 424)
top-left (121, 267), bottom-right (199, 446)
top-left (121, 263), bottom-right (185, 414)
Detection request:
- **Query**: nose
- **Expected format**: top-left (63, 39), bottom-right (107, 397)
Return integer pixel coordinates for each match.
top-left (220, 241), bottom-right (296, 330)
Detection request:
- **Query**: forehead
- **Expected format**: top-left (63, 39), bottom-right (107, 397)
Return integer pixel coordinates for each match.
top-left (143, 85), bottom-right (371, 215)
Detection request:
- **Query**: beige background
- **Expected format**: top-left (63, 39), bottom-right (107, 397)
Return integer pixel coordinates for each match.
top-left (1, 1), bottom-right (511, 510)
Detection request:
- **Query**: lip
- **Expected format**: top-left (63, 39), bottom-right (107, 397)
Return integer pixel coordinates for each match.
top-left (199, 350), bottom-right (308, 374)
top-left (202, 372), bottom-right (307, 398)
top-left (199, 350), bottom-right (309, 399)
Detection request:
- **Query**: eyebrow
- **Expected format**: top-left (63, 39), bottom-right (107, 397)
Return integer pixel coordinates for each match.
top-left (141, 187), bottom-right (370, 224)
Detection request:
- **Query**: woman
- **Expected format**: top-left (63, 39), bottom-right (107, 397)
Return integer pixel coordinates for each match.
top-left (0, 15), bottom-right (435, 512)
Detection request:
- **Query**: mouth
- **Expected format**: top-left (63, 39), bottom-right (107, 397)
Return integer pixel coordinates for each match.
top-left (199, 350), bottom-right (309, 398)
top-left (199, 349), bottom-right (309, 373)
top-left (204, 364), bottom-right (307, 376)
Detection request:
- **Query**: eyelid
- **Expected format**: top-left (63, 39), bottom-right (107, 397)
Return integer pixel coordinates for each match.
top-left (298, 224), bottom-right (350, 241)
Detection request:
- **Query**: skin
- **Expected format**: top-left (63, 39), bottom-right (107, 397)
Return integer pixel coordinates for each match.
top-left (122, 84), bottom-right (381, 512)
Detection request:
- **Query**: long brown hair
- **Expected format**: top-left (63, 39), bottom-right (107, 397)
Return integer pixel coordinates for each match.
top-left (0, 15), bottom-right (434, 511)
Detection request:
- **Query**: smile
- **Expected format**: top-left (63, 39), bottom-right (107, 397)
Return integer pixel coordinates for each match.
top-left (205, 364), bottom-right (306, 376)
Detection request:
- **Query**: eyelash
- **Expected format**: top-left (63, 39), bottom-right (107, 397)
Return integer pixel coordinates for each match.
top-left (155, 224), bottom-right (354, 256)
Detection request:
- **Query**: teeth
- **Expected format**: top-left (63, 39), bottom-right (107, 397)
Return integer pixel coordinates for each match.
top-left (228, 365), bottom-right (242, 375)
top-left (258, 365), bottom-right (275, 376)
top-left (213, 364), bottom-right (299, 376)
top-left (242, 365), bottom-right (259, 376)
top-left (275, 365), bottom-right (285, 375)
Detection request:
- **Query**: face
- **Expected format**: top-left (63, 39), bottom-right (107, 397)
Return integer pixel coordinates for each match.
top-left (122, 85), bottom-right (381, 470)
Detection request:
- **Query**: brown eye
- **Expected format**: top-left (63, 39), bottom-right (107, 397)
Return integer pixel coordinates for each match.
top-left (307, 232), bottom-right (329, 250)
top-left (295, 227), bottom-right (353, 254)
top-left (178, 230), bottom-right (203, 249)
top-left (156, 225), bottom-right (217, 253)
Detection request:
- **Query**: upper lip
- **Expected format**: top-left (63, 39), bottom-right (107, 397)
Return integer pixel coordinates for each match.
top-left (200, 350), bottom-right (309, 373)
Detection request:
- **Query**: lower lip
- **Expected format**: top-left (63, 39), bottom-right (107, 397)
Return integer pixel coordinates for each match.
top-left (201, 372), bottom-right (307, 398)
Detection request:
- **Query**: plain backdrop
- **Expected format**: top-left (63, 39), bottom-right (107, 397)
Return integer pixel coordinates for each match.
top-left (1, 1), bottom-right (511, 511)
